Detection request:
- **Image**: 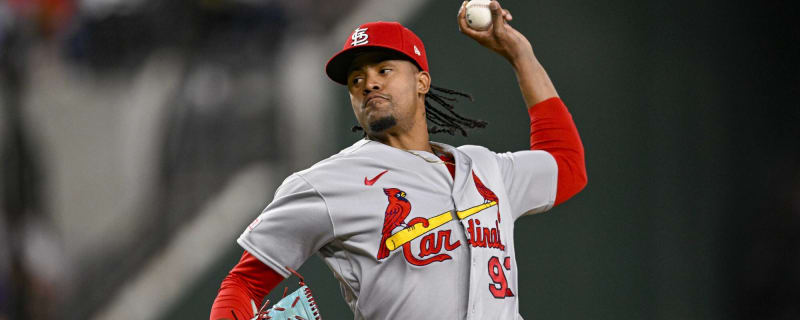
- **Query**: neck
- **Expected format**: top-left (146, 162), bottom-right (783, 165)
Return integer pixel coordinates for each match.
top-left (367, 125), bottom-right (432, 153)
top-left (369, 133), bottom-right (433, 153)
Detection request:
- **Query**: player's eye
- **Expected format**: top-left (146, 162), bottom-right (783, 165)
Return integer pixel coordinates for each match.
top-left (350, 76), bottom-right (364, 85)
top-left (380, 68), bottom-right (392, 74)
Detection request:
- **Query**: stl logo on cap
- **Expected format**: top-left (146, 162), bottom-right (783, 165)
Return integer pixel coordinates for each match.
top-left (351, 27), bottom-right (369, 46)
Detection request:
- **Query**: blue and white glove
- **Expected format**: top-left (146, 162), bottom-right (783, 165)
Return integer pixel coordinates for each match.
top-left (250, 267), bottom-right (321, 320)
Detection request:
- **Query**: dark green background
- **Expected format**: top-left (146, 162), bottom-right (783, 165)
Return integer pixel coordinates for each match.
top-left (166, 0), bottom-right (798, 319)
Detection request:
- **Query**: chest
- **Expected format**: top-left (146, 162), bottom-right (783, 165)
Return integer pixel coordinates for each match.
top-left (316, 161), bottom-right (513, 265)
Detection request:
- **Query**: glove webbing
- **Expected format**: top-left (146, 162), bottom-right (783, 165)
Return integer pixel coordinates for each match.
top-left (250, 266), bottom-right (321, 320)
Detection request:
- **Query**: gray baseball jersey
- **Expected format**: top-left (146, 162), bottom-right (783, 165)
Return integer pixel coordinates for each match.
top-left (238, 139), bottom-right (557, 319)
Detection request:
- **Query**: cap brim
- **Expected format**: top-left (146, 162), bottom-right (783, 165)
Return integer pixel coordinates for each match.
top-left (325, 45), bottom-right (422, 86)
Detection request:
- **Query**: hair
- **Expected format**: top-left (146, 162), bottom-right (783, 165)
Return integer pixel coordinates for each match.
top-left (352, 84), bottom-right (488, 136)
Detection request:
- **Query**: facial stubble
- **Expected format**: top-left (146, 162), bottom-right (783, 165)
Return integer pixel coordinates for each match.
top-left (368, 116), bottom-right (397, 133)
top-left (363, 96), bottom-right (398, 134)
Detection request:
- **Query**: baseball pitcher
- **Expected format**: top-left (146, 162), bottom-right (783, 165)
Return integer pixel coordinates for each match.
top-left (210, 1), bottom-right (587, 319)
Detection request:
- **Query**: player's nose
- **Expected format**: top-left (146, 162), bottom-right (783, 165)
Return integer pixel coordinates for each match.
top-left (363, 72), bottom-right (383, 94)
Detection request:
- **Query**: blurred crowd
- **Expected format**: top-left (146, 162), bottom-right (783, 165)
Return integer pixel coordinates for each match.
top-left (2, 1), bottom-right (72, 318)
top-left (1, 0), bottom-right (358, 319)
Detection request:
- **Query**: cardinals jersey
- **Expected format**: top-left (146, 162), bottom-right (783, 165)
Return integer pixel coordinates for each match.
top-left (238, 138), bottom-right (557, 319)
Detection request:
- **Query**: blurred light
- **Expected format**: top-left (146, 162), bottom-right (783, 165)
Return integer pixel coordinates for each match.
top-left (80, 0), bottom-right (145, 18)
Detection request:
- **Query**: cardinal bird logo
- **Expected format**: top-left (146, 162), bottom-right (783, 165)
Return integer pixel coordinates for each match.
top-left (472, 171), bottom-right (500, 222)
top-left (377, 188), bottom-right (412, 260)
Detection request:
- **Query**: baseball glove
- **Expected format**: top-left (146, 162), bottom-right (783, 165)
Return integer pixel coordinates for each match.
top-left (250, 267), bottom-right (321, 320)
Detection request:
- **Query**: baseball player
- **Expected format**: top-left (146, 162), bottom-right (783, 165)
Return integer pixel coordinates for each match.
top-left (210, 1), bottom-right (586, 319)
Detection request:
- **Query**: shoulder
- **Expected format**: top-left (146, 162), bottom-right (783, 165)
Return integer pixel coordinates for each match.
top-left (431, 141), bottom-right (492, 158)
top-left (272, 173), bottom-right (317, 199)
top-left (456, 144), bottom-right (492, 155)
top-left (297, 139), bottom-right (376, 173)
top-left (456, 144), bottom-right (556, 175)
top-left (291, 139), bottom-right (383, 187)
top-left (456, 144), bottom-right (496, 164)
top-left (457, 144), bottom-right (555, 163)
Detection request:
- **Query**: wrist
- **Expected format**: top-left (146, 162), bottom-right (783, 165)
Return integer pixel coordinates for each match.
top-left (507, 49), bottom-right (537, 70)
top-left (504, 40), bottom-right (535, 66)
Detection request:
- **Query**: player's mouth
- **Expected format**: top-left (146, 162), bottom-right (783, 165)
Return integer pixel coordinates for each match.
top-left (364, 93), bottom-right (390, 109)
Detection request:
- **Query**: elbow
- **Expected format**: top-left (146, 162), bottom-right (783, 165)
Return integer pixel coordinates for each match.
top-left (553, 174), bottom-right (586, 206)
top-left (553, 156), bottom-right (587, 206)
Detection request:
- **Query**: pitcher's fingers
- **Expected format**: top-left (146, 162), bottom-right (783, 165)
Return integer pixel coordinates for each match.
top-left (503, 9), bottom-right (513, 21)
top-left (490, 1), bottom-right (507, 33)
top-left (460, 19), bottom-right (486, 39)
top-left (457, 1), bottom-right (469, 32)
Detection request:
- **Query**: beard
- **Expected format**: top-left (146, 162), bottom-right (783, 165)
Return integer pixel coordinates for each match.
top-left (368, 115), bottom-right (397, 133)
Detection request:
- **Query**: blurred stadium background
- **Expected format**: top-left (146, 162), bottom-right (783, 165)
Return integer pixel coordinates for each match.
top-left (0, 0), bottom-right (798, 319)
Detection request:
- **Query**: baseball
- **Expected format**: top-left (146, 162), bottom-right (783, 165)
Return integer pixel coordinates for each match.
top-left (466, 0), bottom-right (492, 31)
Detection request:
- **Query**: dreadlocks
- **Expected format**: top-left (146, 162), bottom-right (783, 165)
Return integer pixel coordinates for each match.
top-left (424, 85), bottom-right (488, 136)
top-left (352, 84), bottom-right (488, 136)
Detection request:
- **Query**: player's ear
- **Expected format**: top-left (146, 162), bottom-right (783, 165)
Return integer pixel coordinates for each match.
top-left (416, 70), bottom-right (431, 95)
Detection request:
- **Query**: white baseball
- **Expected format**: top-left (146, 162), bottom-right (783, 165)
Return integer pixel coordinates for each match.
top-left (465, 0), bottom-right (492, 31)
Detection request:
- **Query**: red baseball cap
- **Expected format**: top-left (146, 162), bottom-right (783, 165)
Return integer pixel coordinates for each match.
top-left (325, 21), bottom-right (429, 85)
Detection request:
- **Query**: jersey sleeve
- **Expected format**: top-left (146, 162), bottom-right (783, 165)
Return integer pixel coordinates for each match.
top-left (495, 150), bottom-right (559, 220)
top-left (237, 174), bottom-right (335, 278)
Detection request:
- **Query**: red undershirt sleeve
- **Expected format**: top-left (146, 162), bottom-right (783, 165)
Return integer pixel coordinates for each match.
top-left (528, 97), bottom-right (587, 206)
top-left (209, 251), bottom-right (284, 320)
